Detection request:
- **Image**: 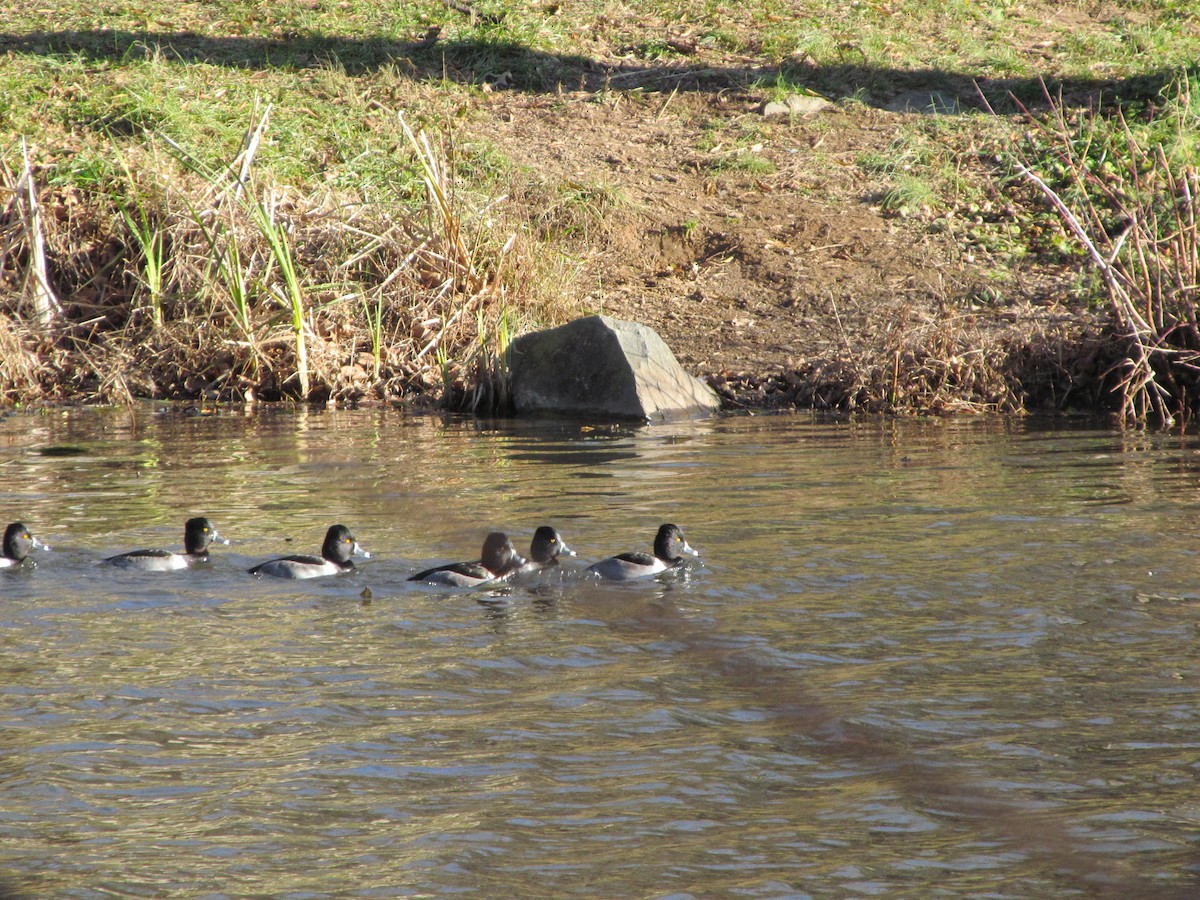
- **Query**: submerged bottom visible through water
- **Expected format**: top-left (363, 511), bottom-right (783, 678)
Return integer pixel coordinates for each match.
top-left (0, 406), bottom-right (1198, 898)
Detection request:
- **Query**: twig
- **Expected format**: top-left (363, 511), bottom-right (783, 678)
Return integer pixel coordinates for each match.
top-left (655, 85), bottom-right (680, 121)
top-left (234, 102), bottom-right (272, 204)
top-left (16, 140), bottom-right (62, 329)
top-left (440, 0), bottom-right (504, 25)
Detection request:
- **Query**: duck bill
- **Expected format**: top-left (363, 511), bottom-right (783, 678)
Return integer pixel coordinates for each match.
top-left (682, 540), bottom-right (699, 557)
top-left (352, 542), bottom-right (372, 559)
top-left (560, 542), bottom-right (577, 557)
top-left (212, 532), bottom-right (232, 546)
top-left (32, 537), bottom-right (50, 552)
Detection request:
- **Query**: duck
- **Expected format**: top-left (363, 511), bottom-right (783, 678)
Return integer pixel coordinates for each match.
top-left (0, 522), bottom-right (50, 569)
top-left (248, 524), bottom-right (371, 579)
top-left (586, 523), bottom-right (698, 581)
top-left (409, 531), bottom-right (525, 587)
top-left (104, 517), bottom-right (228, 571)
top-left (516, 526), bottom-right (576, 576)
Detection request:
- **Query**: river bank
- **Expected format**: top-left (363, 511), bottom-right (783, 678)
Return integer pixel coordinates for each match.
top-left (2, 2), bottom-right (1197, 420)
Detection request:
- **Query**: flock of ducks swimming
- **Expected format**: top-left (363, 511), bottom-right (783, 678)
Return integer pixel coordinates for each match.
top-left (0, 520), bottom-right (700, 585)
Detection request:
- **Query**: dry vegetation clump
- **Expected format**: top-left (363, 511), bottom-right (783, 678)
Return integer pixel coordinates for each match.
top-left (0, 314), bottom-right (54, 404)
top-left (997, 78), bottom-right (1200, 425)
top-left (0, 114), bottom-right (560, 408)
top-left (708, 299), bottom-right (1102, 416)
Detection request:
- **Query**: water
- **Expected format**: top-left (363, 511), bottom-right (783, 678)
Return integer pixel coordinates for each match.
top-left (1, 407), bottom-right (1198, 898)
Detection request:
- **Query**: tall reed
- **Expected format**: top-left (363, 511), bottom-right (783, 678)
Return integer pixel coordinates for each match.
top-left (360, 291), bottom-right (384, 380)
top-left (164, 105), bottom-right (312, 397)
top-left (118, 205), bottom-right (166, 328)
top-left (249, 193), bottom-right (310, 398)
top-left (398, 114), bottom-right (518, 411)
top-left (112, 144), bottom-right (172, 328)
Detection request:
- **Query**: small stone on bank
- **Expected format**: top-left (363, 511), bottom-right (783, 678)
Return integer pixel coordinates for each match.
top-left (761, 95), bottom-right (832, 117)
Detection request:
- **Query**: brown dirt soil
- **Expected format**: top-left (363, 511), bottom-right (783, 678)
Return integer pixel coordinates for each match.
top-left (482, 86), bottom-right (1104, 414)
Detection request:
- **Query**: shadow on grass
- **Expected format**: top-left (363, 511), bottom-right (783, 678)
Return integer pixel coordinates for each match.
top-left (0, 28), bottom-right (1191, 112)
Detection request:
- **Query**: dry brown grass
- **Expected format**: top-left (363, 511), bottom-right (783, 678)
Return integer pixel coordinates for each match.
top-left (999, 79), bottom-right (1200, 425)
top-left (0, 114), bottom-right (571, 408)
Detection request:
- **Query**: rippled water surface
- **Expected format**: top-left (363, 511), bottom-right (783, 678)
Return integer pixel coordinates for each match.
top-left (1, 407), bottom-right (1199, 898)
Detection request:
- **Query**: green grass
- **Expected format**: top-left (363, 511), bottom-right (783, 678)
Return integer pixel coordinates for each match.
top-left (858, 117), bottom-right (996, 219)
top-left (707, 153), bottom-right (775, 175)
top-left (752, 72), bottom-right (816, 103)
top-left (5, 3), bottom-right (1198, 191)
top-left (880, 175), bottom-right (938, 217)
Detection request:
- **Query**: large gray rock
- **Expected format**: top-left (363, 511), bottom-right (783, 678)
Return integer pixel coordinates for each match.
top-left (506, 315), bottom-right (720, 422)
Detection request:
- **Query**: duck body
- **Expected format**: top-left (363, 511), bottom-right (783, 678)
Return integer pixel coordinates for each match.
top-left (411, 560), bottom-right (498, 588)
top-left (0, 522), bottom-right (50, 569)
top-left (106, 548), bottom-right (193, 572)
top-left (586, 523), bottom-right (698, 581)
top-left (249, 554), bottom-right (345, 580)
top-left (410, 532), bottom-right (525, 587)
top-left (516, 526), bottom-right (576, 576)
top-left (249, 524), bottom-right (370, 580)
top-left (105, 516), bottom-right (228, 572)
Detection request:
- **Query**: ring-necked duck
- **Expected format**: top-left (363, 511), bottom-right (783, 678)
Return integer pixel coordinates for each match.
top-left (248, 524), bottom-right (371, 579)
top-left (0, 522), bottom-right (50, 568)
top-left (105, 517), bottom-right (228, 571)
top-left (409, 531), bottom-right (525, 587)
top-left (517, 526), bottom-right (576, 576)
top-left (586, 523), bottom-right (698, 581)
